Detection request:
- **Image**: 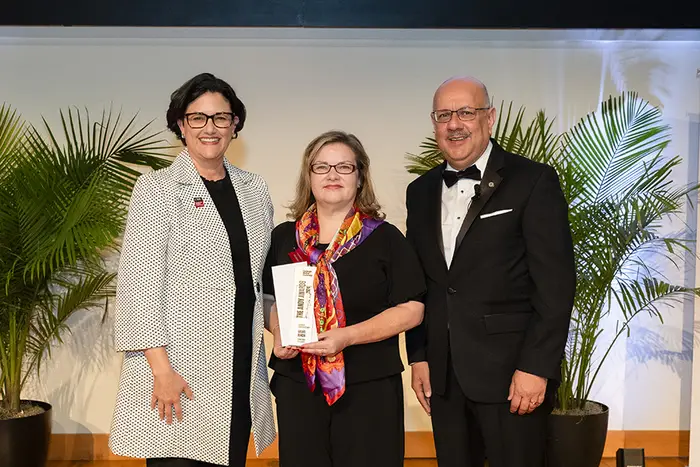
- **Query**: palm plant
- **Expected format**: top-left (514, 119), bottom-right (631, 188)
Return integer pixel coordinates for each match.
top-left (405, 93), bottom-right (700, 412)
top-left (0, 103), bottom-right (173, 417)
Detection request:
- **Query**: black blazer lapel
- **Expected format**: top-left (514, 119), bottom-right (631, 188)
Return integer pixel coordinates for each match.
top-left (453, 144), bottom-right (506, 255)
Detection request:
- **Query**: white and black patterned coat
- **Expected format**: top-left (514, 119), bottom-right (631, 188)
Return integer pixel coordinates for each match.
top-left (108, 150), bottom-right (276, 465)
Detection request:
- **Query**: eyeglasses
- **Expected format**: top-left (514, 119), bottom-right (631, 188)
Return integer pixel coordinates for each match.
top-left (431, 106), bottom-right (490, 123)
top-left (184, 112), bottom-right (235, 129)
top-left (310, 162), bottom-right (357, 175)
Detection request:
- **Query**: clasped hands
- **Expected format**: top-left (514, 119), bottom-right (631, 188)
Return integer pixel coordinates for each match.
top-left (273, 326), bottom-right (351, 360)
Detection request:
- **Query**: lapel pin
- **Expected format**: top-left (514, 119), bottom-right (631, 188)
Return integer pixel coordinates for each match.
top-left (488, 181), bottom-right (495, 188)
top-left (194, 197), bottom-right (204, 208)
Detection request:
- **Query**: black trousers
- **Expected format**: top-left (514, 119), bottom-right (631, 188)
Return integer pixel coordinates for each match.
top-left (430, 359), bottom-right (552, 467)
top-left (272, 372), bottom-right (404, 467)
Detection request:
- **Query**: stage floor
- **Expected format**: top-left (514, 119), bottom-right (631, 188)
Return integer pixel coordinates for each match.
top-left (47, 458), bottom-right (689, 467)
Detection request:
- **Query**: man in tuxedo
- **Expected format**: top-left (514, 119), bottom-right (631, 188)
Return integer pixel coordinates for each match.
top-left (405, 76), bottom-right (575, 467)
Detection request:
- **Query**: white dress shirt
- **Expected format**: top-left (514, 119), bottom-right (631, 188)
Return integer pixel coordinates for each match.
top-left (442, 141), bottom-right (493, 267)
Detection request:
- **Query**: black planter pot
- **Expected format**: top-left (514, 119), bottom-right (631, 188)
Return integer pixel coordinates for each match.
top-left (547, 401), bottom-right (609, 467)
top-left (0, 400), bottom-right (52, 467)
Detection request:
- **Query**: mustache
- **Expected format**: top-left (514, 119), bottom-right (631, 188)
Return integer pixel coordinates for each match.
top-left (447, 131), bottom-right (471, 139)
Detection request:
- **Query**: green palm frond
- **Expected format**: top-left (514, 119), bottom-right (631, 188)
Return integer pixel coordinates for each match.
top-left (23, 267), bottom-right (116, 385)
top-left (0, 103), bottom-right (174, 412)
top-left (558, 94), bottom-right (699, 410)
top-left (405, 137), bottom-right (443, 175)
top-left (493, 102), bottom-right (562, 165)
top-left (564, 92), bottom-right (669, 204)
top-left (12, 107), bottom-right (172, 282)
top-left (0, 104), bottom-right (25, 179)
top-left (492, 101), bottom-right (528, 153)
top-left (582, 278), bottom-right (698, 403)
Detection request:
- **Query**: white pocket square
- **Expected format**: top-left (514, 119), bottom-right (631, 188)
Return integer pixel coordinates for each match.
top-left (480, 209), bottom-right (513, 219)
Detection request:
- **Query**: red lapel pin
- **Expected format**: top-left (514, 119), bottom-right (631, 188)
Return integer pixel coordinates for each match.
top-left (194, 197), bottom-right (204, 208)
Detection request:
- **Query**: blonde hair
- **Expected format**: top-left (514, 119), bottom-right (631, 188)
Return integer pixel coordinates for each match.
top-left (288, 130), bottom-right (384, 221)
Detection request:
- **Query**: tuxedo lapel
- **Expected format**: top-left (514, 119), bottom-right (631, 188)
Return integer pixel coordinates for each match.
top-left (453, 144), bottom-right (506, 256)
top-left (409, 164), bottom-right (448, 278)
top-left (428, 163), bottom-right (447, 265)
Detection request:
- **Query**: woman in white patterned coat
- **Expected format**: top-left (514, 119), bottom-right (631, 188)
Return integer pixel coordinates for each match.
top-left (109, 73), bottom-right (276, 467)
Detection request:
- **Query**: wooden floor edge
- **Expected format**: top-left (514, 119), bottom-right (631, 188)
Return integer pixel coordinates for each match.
top-left (47, 430), bottom-right (691, 460)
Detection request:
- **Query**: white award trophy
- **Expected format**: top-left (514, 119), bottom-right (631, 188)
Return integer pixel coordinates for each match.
top-left (271, 262), bottom-right (319, 347)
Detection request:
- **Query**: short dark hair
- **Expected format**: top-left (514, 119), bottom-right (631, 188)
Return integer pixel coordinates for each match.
top-left (166, 73), bottom-right (246, 143)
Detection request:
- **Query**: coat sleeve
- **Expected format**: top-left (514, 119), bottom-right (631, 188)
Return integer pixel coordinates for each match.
top-left (404, 181), bottom-right (428, 364)
top-left (113, 174), bottom-right (170, 352)
top-left (257, 175), bottom-right (276, 328)
top-left (517, 166), bottom-right (576, 381)
top-left (260, 176), bottom-right (275, 241)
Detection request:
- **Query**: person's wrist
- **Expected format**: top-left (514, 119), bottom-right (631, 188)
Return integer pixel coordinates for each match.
top-left (343, 326), bottom-right (358, 347)
top-left (272, 326), bottom-right (282, 347)
top-left (151, 366), bottom-right (173, 377)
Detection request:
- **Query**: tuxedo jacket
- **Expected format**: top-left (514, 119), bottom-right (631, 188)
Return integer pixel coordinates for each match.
top-left (405, 140), bottom-right (575, 403)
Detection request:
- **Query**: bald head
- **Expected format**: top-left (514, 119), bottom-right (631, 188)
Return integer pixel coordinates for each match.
top-left (433, 76), bottom-right (491, 109)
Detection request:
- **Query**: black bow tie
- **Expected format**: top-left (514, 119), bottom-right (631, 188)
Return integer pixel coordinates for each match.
top-left (442, 165), bottom-right (481, 188)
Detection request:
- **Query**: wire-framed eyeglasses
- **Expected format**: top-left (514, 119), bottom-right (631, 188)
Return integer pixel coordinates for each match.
top-left (431, 106), bottom-right (490, 123)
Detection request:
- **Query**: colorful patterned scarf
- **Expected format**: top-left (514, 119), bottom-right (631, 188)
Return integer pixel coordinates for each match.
top-left (295, 204), bottom-right (384, 405)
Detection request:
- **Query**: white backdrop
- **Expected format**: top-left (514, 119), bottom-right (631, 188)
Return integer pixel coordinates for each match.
top-left (0, 25), bottom-right (699, 461)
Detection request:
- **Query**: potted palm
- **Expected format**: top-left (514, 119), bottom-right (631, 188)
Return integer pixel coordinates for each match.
top-left (405, 92), bottom-right (700, 467)
top-left (0, 103), bottom-right (172, 467)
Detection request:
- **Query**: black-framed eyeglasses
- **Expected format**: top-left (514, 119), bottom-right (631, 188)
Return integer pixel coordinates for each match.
top-left (310, 162), bottom-right (357, 175)
top-left (184, 112), bottom-right (235, 129)
top-left (431, 106), bottom-right (490, 123)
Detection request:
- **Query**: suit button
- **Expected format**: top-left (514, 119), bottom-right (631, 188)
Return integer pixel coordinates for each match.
top-left (448, 287), bottom-right (457, 294)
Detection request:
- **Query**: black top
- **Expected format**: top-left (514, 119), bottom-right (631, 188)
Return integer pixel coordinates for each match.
top-left (202, 174), bottom-right (255, 379)
top-left (263, 220), bottom-right (426, 384)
